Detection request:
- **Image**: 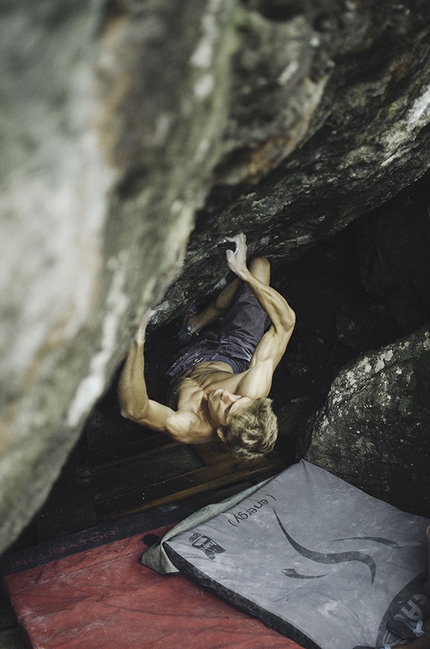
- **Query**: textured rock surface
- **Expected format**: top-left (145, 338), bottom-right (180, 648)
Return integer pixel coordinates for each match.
top-left (0, 0), bottom-right (238, 554)
top-left (160, 0), bottom-right (430, 319)
top-left (303, 326), bottom-right (430, 516)
top-left (1, 0), bottom-right (430, 553)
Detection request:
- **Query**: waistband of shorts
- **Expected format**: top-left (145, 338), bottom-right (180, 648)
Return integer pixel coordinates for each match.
top-left (198, 354), bottom-right (239, 372)
top-left (168, 353), bottom-right (239, 386)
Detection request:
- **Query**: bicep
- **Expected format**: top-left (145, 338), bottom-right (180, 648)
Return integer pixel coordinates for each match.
top-left (122, 398), bottom-right (174, 432)
top-left (125, 400), bottom-right (198, 443)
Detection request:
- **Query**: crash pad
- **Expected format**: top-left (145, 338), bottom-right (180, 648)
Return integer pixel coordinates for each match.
top-left (163, 461), bottom-right (430, 649)
top-left (1, 509), bottom-right (302, 649)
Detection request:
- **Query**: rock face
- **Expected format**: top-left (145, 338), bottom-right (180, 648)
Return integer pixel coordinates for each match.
top-left (1, 0), bottom-right (430, 553)
top-left (303, 326), bottom-right (430, 517)
top-left (161, 0), bottom-right (430, 318)
top-left (0, 0), bottom-right (236, 554)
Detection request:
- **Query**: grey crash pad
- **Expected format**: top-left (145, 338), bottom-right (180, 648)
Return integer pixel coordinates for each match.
top-left (160, 461), bottom-right (430, 649)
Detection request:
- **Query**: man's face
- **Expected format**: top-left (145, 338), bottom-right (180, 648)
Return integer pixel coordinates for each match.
top-left (207, 389), bottom-right (252, 427)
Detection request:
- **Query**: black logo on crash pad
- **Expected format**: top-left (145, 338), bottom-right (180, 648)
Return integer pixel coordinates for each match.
top-left (189, 533), bottom-right (226, 560)
top-left (274, 508), bottom-right (377, 584)
top-left (282, 568), bottom-right (328, 580)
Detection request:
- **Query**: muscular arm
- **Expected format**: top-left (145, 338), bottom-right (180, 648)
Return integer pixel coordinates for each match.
top-left (118, 312), bottom-right (199, 442)
top-left (226, 234), bottom-right (295, 394)
top-left (249, 267), bottom-right (294, 331)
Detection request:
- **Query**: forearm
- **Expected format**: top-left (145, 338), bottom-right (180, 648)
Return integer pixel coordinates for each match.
top-left (118, 340), bottom-right (150, 420)
top-left (225, 233), bottom-right (295, 332)
top-left (243, 269), bottom-right (295, 333)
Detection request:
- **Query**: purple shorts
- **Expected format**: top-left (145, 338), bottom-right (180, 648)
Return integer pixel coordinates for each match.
top-left (167, 285), bottom-right (270, 386)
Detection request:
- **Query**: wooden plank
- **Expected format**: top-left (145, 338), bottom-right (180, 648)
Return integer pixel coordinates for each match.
top-left (95, 448), bottom-right (284, 519)
top-left (92, 445), bottom-right (203, 502)
top-left (37, 430), bottom-right (284, 543)
top-left (88, 431), bottom-right (176, 468)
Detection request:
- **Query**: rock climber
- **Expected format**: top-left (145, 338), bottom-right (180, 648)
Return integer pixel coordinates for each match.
top-left (118, 233), bottom-right (296, 460)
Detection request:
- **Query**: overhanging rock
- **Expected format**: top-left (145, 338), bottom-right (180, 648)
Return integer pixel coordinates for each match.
top-left (158, 0), bottom-right (430, 321)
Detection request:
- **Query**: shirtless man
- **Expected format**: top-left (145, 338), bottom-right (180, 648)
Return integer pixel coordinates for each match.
top-left (118, 233), bottom-right (296, 460)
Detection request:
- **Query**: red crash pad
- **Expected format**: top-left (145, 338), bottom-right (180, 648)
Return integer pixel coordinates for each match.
top-left (2, 522), bottom-right (303, 649)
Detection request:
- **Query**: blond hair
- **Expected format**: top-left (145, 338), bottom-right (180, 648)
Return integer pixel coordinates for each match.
top-left (223, 397), bottom-right (278, 461)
